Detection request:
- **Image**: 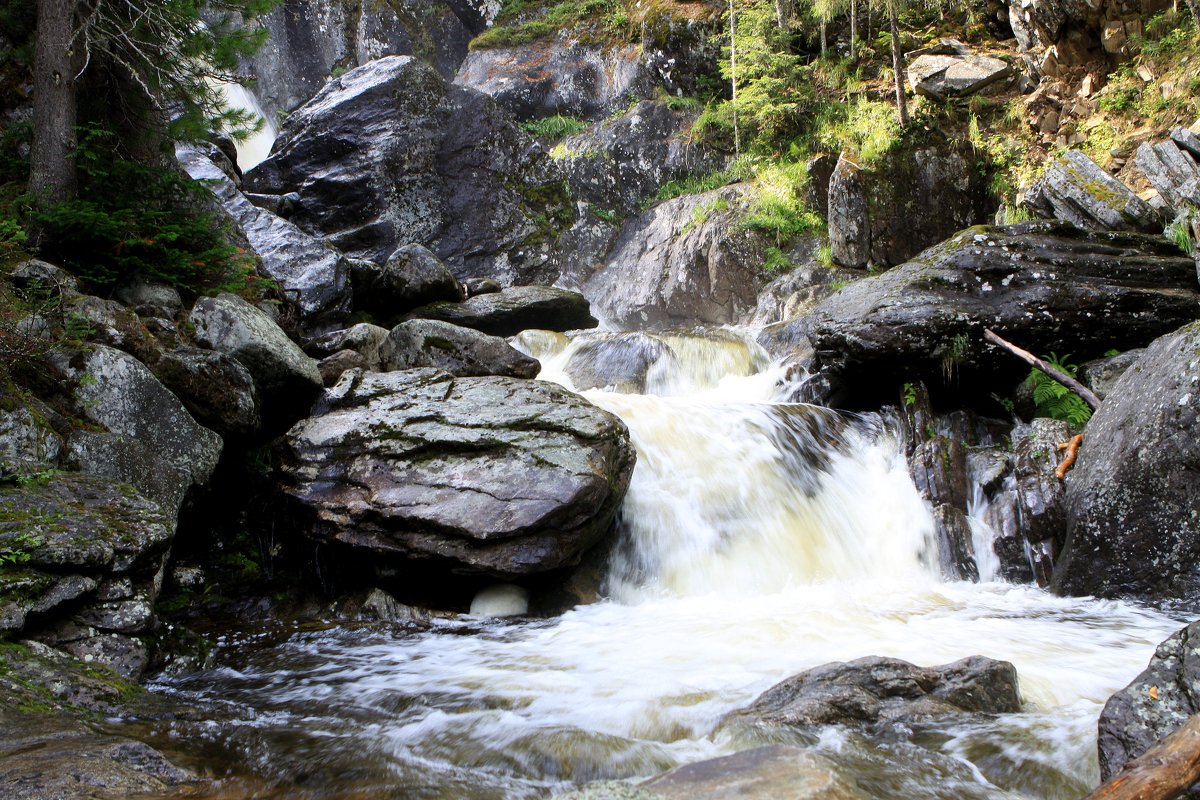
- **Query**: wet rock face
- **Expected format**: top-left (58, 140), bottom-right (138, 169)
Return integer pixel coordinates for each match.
top-left (1052, 321), bottom-right (1200, 602)
top-left (556, 100), bottom-right (723, 216)
top-left (718, 656), bottom-right (1022, 735)
top-left (379, 319), bottom-right (541, 378)
top-left (279, 368), bottom-right (636, 576)
top-left (581, 186), bottom-right (764, 330)
top-left (245, 56), bottom-right (572, 286)
top-left (803, 221), bottom-right (1199, 406)
top-left (1098, 621), bottom-right (1200, 783)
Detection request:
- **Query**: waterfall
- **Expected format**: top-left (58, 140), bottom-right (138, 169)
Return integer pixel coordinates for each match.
top-left (216, 81), bottom-right (277, 170)
top-left (148, 326), bottom-right (1185, 800)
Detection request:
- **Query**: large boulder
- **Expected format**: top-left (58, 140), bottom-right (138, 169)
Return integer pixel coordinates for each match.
top-left (826, 144), bottom-right (995, 270)
top-left (279, 368), bottom-right (636, 575)
top-left (1097, 621), bottom-right (1200, 783)
top-left (47, 345), bottom-right (223, 514)
top-left (150, 346), bottom-right (261, 437)
top-left (189, 293), bottom-right (322, 429)
top-left (406, 285), bottom-right (597, 337)
top-left (555, 100), bottom-right (723, 215)
top-left (581, 186), bottom-right (764, 329)
top-left (350, 243), bottom-right (464, 320)
top-left (1023, 150), bottom-right (1161, 233)
top-left (906, 53), bottom-right (1013, 100)
top-left (800, 221), bottom-right (1200, 406)
top-left (245, 56), bottom-right (573, 286)
top-left (176, 143), bottom-right (352, 325)
top-left (243, 0), bottom-right (487, 120)
top-left (1134, 138), bottom-right (1200, 217)
top-left (719, 656), bottom-right (1021, 736)
top-left (379, 319), bottom-right (541, 378)
top-left (1052, 321), bottom-right (1200, 601)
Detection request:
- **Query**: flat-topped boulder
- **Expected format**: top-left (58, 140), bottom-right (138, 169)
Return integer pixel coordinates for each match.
top-left (406, 285), bottom-right (597, 336)
top-left (279, 368), bottom-right (635, 575)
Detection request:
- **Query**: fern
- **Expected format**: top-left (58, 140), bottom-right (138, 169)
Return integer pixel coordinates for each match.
top-left (1024, 352), bottom-right (1092, 425)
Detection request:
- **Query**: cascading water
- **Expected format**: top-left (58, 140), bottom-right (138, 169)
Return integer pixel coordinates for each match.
top-left (141, 327), bottom-right (1183, 799)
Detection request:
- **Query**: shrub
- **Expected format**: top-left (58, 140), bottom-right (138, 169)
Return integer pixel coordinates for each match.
top-left (520, 115), bottom-right (589, 140)
top-left (1026, 353), bottom-right (1092, 425)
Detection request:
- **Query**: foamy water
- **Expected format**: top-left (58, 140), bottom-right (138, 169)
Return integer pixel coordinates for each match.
top-left (149, 327), bottom-right (1183, 799)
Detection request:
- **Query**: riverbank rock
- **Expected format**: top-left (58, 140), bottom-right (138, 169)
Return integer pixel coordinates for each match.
top-left (563, 332), bottom-right (674, 393)
top-left (0, 641), bottom-right (206, 798)
top-left (279, 368), bottom-right (635, 576)
top-left (406, 286), bottom-right (597, 336)
top-left (556, 100), bottom-right (723, 216)
top-left (581, 186), bottom-right (764, 329)
top-left (799, 221), bottom-right (1200, 407)
top-left (151, 346), bottom-right (261, 437)
top-left (245, 56), bottom-right (572, 286)
top-left (1097, 621), bottom-right (1200, 782)
top-left (1023, 150), bottom-right (1161, 233)
top-left (349, 243), bottom-right (464, 320)
top-left (177, 143), bottom-right (352, 325)
top-left (718, 656), bottom-right (1021, 736)
top-left (379, 319), bottom-right (541, 378)
top-left (189, 293), bottom-right (322, 430)
top-left (1052, 321), bottom-right (1200, 601)
top-left (1134, 137), bottom-right (1200, 217)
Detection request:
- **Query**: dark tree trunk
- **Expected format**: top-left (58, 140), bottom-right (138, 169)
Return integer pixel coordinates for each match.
top-left (30, 0), bottom-right (77, 205)
top-left (850, 0), bottom-right (858, 61)
top-left (889, 1), bottom-right (909, 127)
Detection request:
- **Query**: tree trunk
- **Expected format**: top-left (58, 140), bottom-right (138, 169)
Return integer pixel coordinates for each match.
top-left (888, 0), bottom-right (909, 127)
top-left (850, 0), bottom-right (857, 62)
top-left (729, 0), bottom-right (740, 156)
top-left (821, 19), bottom-right (827, 58)
top-left (1184, 0), bottom-right (1200, 30)
top-left (1085, 714), bottom-right (1200, 800)
top-left (30, 0), bottom-right (77, 206)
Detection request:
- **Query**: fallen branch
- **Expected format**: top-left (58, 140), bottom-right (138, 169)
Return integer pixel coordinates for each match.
top-left (1055, 434), bottom-right (1084, 479)
top-left (983, 329), bottom-right (1102, 411)
top-left (1084, 714), bottom-right (1200, 800)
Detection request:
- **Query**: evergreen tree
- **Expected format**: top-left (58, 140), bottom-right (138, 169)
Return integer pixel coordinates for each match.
top-left (29, 0), bottom-right (276, 206)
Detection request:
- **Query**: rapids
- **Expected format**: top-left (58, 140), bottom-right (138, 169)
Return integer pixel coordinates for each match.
top-left (143, 327), bottom-right (1183, 799)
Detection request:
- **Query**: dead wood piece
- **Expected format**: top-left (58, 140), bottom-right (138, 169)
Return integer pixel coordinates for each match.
top-left (983, 329), bottom-right (1102, 411)
top-left (1056, 433), bottom-right (1084, 479)
top-left (1084, 714), bottom-right (1200, 800)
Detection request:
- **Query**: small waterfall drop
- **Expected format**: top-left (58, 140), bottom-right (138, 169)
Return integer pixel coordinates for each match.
top-left (216, 81), bottom-right (277, 170)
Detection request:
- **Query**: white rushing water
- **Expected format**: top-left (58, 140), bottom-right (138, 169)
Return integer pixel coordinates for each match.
top-left (154, 327), bottom-right (1184, 800)
top-left (216, 81), bottom-right (277, 170)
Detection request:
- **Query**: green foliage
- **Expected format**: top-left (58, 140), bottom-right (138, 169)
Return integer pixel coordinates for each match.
top-left (817, 241), bottom-right (834, 266)
top-left (740, 160), bottom-right (824, 242)
top-left (520, 115), bottom-right (590, 140)
top-left (652, 160), bottom-right (751, 205)
top-left (1025, 353), bottom-right (1093, 425)
top-left (0, 531), bottom-right (41, 566)
top-left (25, 126), bottom-right (259, 296)
top-left (820, 98), bottom-right (902, 166)
top-left (470, 0), bottom-right (634, 50)
top-left (1165, 209), bottom-right (1196, 254)
top-left (902, 382), bottom-right (917, 407)
top-left (592, 206), bottom-right (619, 223)
top-left (762, 246), bottom-right (794, 273)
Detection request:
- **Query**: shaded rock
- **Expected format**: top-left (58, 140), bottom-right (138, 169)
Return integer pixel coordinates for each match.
top-left (1134, 139), bottom-right (1200, 216)
top-left (907, 53), bottom-right (1013, 100)
top-left (113, 278), bottom-right (182, 318)
top-left (279, 368), bottom-right (635, 576)
top-left (351, 243), bottom-right (464, 319)
top-left (581, 186), bottom-right (763, 329)
top-left (189, 293), bottom-right (322, 428)
top-left (63, 432), bottom-right (191, 517)
top-left (245, 56), bottom-right (572, 286)
top-left (245, 0), bottom-right (480, 121)
top-left (10, 259), bottom-right (79, 297)
top-left (177, 143), bottom-right (352, 324)
top-left (305, 322), bottom-right (392, 369)
top-left (556, 204), bottom-right (621, 290)
top-left (719, 656), bottom-right (1021, 735)
top-left (1006, 0), bottom-right (1092, 53)
top-left (317, 349), bottom-right (368, 386)
top-left (801, 221), bottom-right (1199, 407)
top-left (456, 41), bottom-right (650, 121)
top-left (827, 144), bottom-right (994, 270)
top-left (463, 276), bottom-right (502, 297)
top-left (1078, 348), bottom-right (1145, 400)
top-left (0, 404), bottom-right (62, 471)
top-left (1098, 621), bottom-right (1200, 782)
top-left (65, 294), bottom-right (161, 365)
top-left (0, 573), bottom-right (96, 633)
top-left (1053, 321), bottom-right (1200, 601)
top-left (556, 100), bottom-right (722, 216)
top-left (1172, 126), bottom-right (1200, 160)
top-left (151, 346), bottom-right (260, 436)
top-left (0, 473), bottom-right (173, 575)
top-left (556, 746), bottom-right (859, 800)
top-left (806, 153), bottom-right (838, 218)
top-left (750, 251), bottom-right (865, 327)
top-left (49, 344), bottom-right (222, 508)
top-left (1024, 150), bottom-right (1161, 233)
top-left (380, 319), bottom-right (541, 378)
top-left (407, 285), bottom-right (597, 336)
top-left (564, 332), bottom-right (673, 393)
